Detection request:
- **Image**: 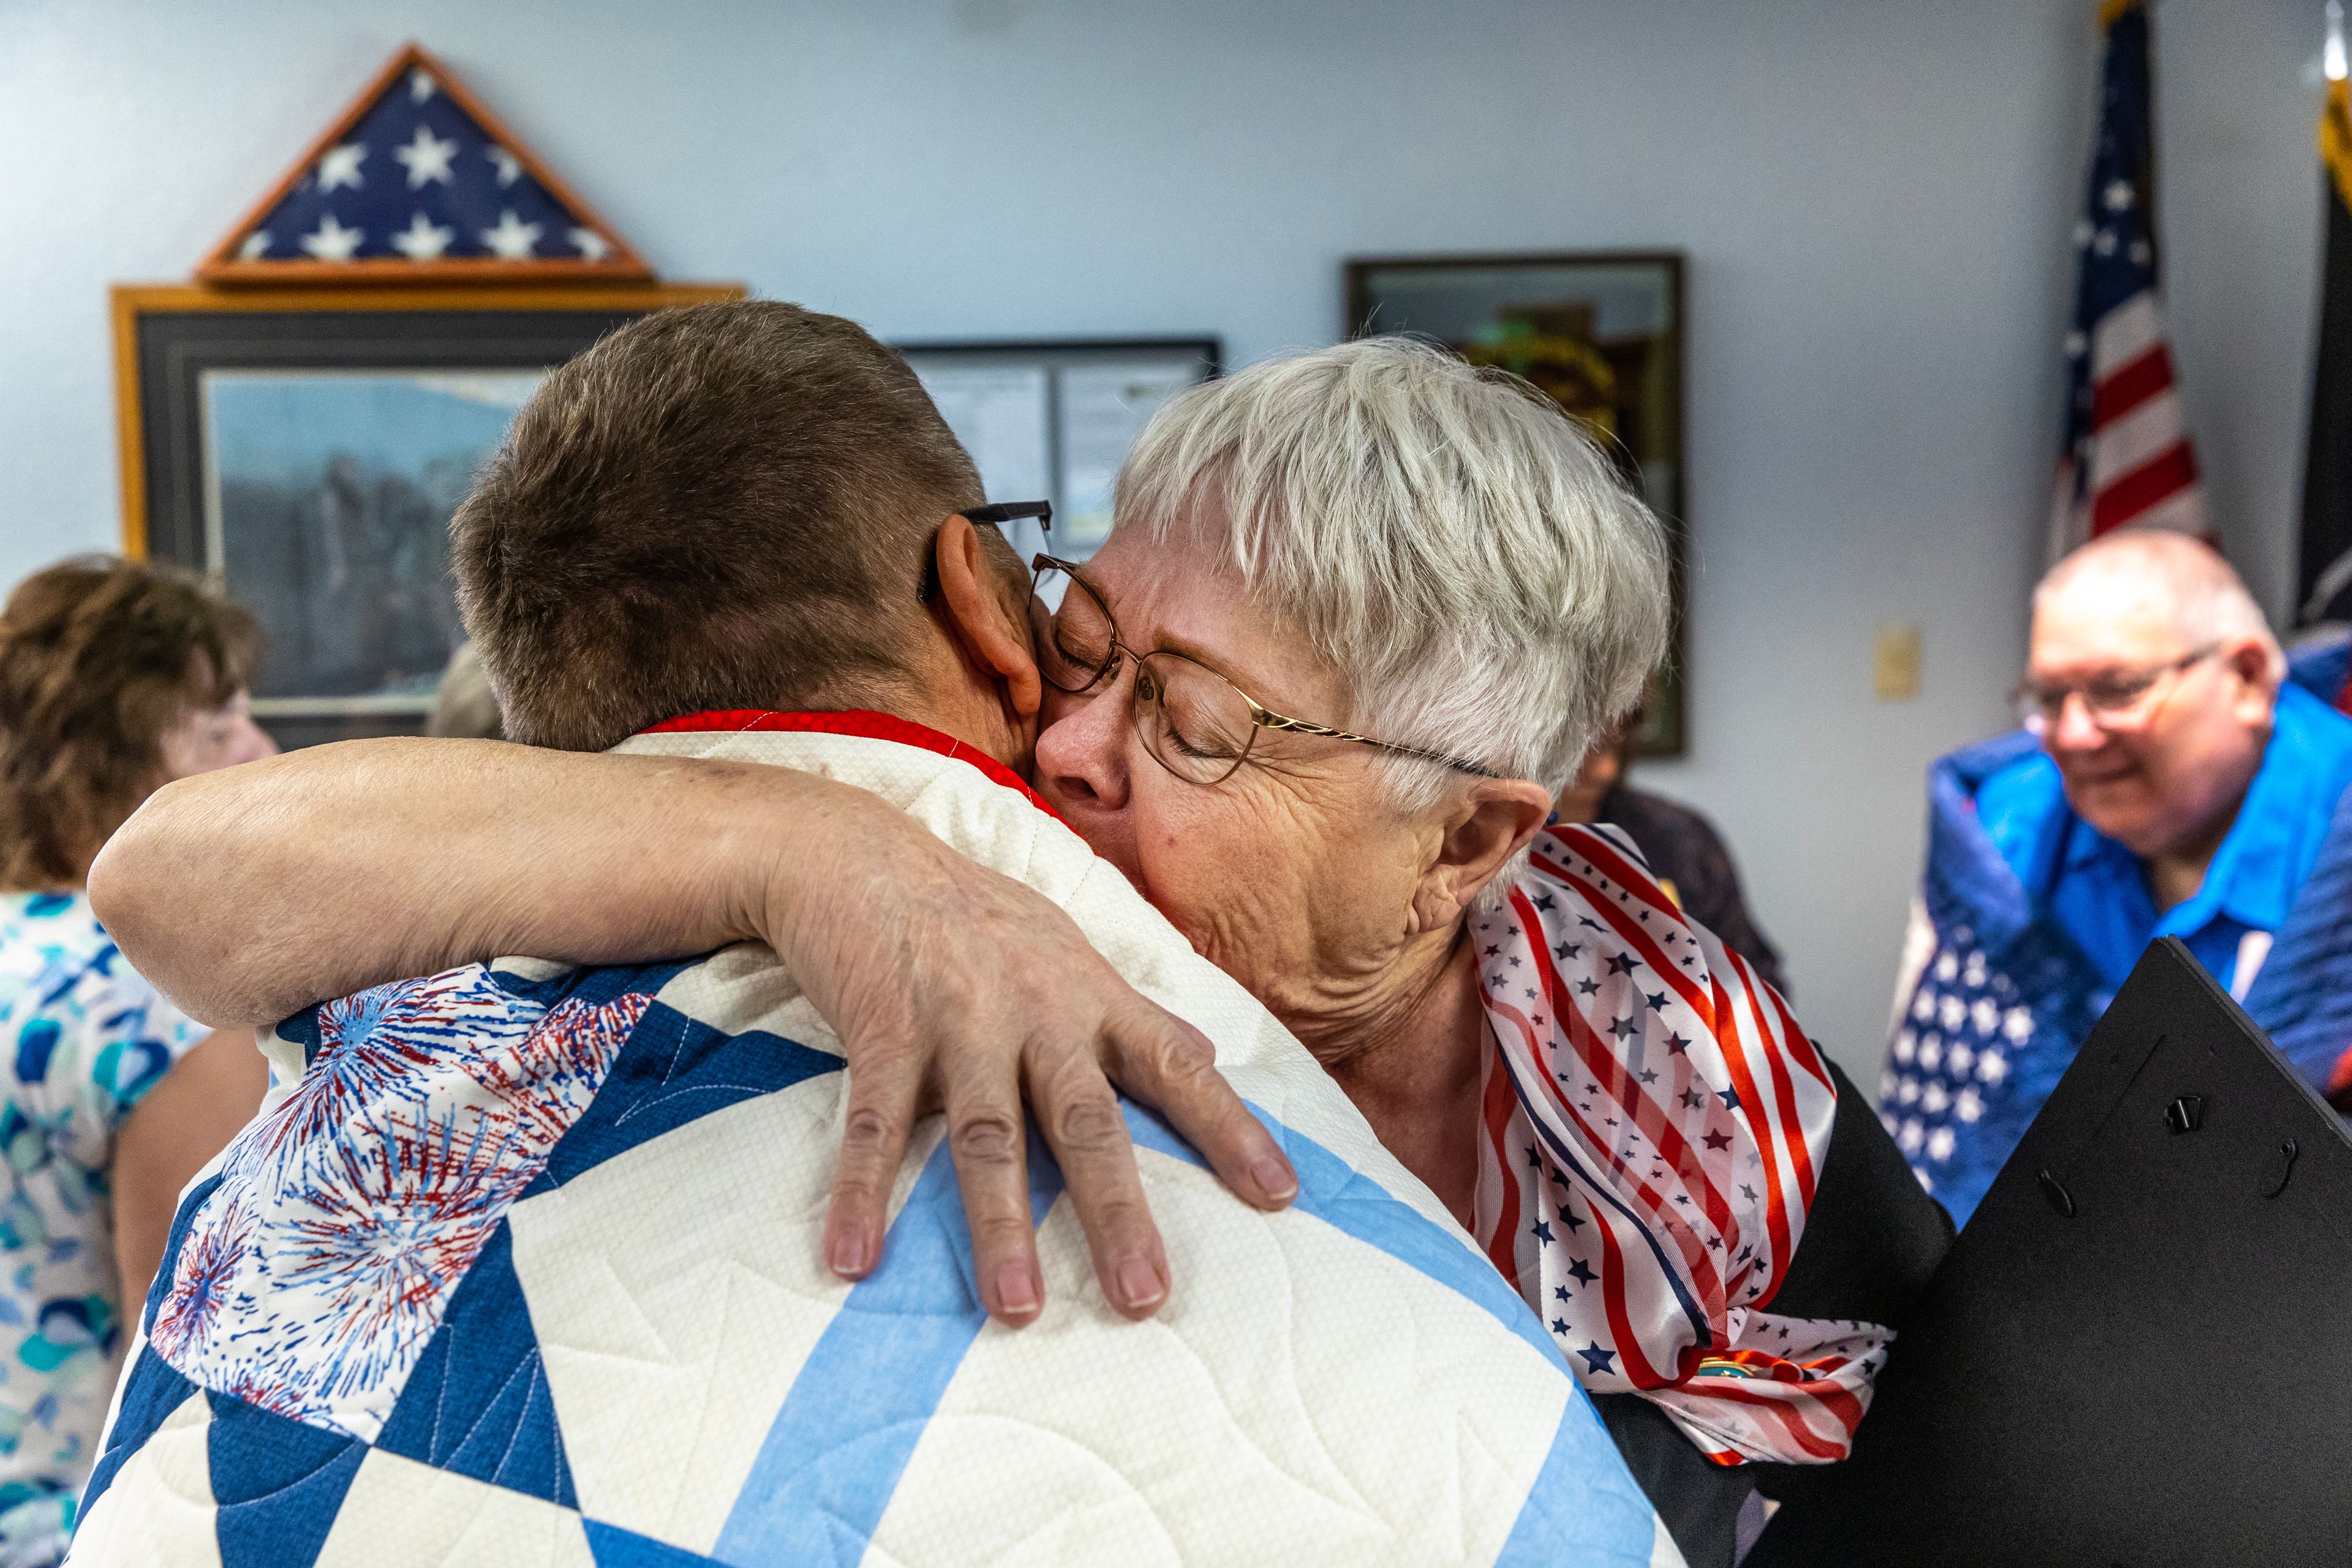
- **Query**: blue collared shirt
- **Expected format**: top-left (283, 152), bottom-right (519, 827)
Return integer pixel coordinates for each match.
top-left (1975, 682), bottom-right (2352, 995)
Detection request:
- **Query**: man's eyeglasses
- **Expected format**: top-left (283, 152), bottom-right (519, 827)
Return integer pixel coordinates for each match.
top-left (965, 501), bottom-right (1054, 534)
top-left (2013, 645), bottom-right (2219, 737)
top-left (1028, 554), bottom-right (1501, 786)
top-left (921, 502), bottom-right (1054, 603)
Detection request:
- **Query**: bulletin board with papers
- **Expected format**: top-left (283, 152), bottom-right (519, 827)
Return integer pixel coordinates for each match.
top-left (899, 339), bottom-right (1221, 566)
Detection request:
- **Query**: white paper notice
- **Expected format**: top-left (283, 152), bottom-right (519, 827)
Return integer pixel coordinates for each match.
top-left (1056, 363), bottom-right (1197, 554)
top-left (913, 364), bottom-right (1050, 500)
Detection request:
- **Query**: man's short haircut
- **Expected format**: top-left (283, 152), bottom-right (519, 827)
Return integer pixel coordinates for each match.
top-left (2035, 527), bottom-right (2283, 678)
top-left (453, 301), bottom-right (984, 752)
top-left (1117, 337), bottom-right (1671, 835)
top-left (0, 555), bottom-right (260, 888)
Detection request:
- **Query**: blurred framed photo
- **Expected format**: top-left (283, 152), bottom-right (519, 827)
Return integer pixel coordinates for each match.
top-left (897, 338), bottom-right (1221, 567)
top-left (113, 281), bottom-right (739, 748)
top-left (1344, 252), bottom-right (1688, 756)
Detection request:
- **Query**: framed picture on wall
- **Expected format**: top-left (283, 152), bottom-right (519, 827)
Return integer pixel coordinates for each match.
top-left (113, 282), bottom-right (741, 750)
top-left (1344, 252), bottom-right (1688, 756)
top-left (897, 338), bottom-right (1222, 568)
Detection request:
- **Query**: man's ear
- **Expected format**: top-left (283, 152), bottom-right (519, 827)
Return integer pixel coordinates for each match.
top-left (932, 514), bottom-right (1043, 724)
top-left (2223, 634), bottom-right (2283, 725)
top-left (1409, 777), bottom-right (1555, 935)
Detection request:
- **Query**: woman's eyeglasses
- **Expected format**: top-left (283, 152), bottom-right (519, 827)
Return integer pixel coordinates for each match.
top-left (1028, 554), bottom-right (1500, 786)
top-left (2013, 645), bottom-right (2219, 737)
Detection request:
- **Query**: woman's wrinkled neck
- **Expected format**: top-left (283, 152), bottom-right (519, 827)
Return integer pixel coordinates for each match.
top-left (1286, 924), bottom-right (1487, 1226)
top-left (1291, 922), bottom-right (1482, 1107)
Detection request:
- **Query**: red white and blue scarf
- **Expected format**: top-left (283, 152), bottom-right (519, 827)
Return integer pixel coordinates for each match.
top-left (1471, 823), bottom-right (1888, 1466)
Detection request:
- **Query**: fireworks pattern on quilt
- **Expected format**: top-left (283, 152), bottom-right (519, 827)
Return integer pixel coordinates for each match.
top-left (149, 968), bottom-right (649, 1439)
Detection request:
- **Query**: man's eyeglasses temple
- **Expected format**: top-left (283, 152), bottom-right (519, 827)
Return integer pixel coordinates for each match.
top-left (965, 501), bottom-right (1054, 533)
top-left (920, 502), bottom-right (1055, 603)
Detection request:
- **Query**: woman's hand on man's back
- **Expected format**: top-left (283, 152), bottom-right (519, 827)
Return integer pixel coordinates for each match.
top-left (770, 805), bottom-right (1299, 1326)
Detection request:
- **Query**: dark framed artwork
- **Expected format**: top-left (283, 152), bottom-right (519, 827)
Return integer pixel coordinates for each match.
top-left (897, 337), bottom-right (1221, 566)
top-left (1344, 252), bottom-right (1688, 756)
top-left (114, 282), bottom-right (741, 749)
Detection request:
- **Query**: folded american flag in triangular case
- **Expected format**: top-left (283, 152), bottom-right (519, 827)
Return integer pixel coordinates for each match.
top-left (198, 42), bottom-right (650, 286)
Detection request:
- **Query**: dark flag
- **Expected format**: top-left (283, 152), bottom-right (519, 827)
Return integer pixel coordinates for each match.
top-left (2297, 11), bottom-right (2352, 629)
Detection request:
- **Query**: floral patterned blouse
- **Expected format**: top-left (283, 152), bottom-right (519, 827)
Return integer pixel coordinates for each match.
top-left (0, 891), bottom-right (202, 1564)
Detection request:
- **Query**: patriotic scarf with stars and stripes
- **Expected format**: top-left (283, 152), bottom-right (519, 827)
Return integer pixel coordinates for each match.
top-left (1470, 823), bottom-right (1890, 1466)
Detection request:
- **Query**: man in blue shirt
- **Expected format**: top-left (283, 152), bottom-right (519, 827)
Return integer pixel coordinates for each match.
top-left (1888, 530), bottom-right (2352, 1221)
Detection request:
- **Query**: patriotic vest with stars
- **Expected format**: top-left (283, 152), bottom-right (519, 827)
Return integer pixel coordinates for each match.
top-left (1469, 823), bottom-right (1888, 1466)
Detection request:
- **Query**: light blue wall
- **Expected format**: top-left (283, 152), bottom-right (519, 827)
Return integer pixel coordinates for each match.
top-left (0, 0), bottom-right (2329, 1087)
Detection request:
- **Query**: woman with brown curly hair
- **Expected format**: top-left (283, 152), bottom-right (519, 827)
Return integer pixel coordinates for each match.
top-left (0, 556), bottom-right (271, 1562)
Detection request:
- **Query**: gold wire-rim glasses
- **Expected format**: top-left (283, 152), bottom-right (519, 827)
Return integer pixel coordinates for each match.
top-left (1029, 553), bottom-right (1502, 785)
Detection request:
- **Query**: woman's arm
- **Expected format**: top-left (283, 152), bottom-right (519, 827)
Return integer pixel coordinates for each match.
top-left (110, 1030), bottom-right (268, 1314)
top-left (87, 739), bottom-right (1294, 1326)
top-left (94, 740), bottom-right (835, 1028)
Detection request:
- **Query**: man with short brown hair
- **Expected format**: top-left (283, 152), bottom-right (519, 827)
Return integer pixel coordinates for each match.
top-left (454, 300), bottom-right (997, 752)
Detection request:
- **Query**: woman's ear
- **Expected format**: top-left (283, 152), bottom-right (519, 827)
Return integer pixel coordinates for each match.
top-left (933, 514), bottom-right (1044, 725)
top-left (1409, 777), bottom-right (1555, 935)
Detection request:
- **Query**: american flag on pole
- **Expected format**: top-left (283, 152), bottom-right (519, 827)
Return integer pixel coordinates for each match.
top-left (2050, 0), bottom-right (2207, 559)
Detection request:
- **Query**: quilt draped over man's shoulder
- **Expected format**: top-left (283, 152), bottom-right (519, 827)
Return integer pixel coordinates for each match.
top-left (71, 709), bottom-right (1681, 1568)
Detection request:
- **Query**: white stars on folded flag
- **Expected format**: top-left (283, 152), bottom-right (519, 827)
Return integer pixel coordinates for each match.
top-left (391, 213), bottom-right (455, 260)
top-left (481, 209), bottom-right (543, 260)
top-left (216, 47), bottom-right (638, 273)
top-left (317, 141), bottom-right (367, 192)
top-left (300, 214), bottom-right (364, 262)
top-left (393, 125), bottom-right (459, 188)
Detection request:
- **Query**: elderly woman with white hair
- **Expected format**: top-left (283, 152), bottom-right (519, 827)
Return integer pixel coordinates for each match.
top-left (93, 340), bottom-right (1941, 1564)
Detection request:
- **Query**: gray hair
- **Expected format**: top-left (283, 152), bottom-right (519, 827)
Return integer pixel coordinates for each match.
top-left (1114, 337), bottom-right (1672, 830)
top-left (2034, 527), bottom-right (2282, 679)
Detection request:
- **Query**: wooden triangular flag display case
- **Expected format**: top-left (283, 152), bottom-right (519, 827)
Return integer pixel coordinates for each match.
top-left (113, 40), bottom-right (739, 750)
top-left (199, 43), bottom-right (652, 285)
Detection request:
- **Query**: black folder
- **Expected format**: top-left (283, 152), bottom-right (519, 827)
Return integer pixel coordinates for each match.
top-left (1746, 937), bottom-right (2352, 1567)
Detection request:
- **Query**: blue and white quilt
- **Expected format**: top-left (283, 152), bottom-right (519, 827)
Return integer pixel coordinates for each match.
top-left (70, 721), bottom-right (1679, 1567)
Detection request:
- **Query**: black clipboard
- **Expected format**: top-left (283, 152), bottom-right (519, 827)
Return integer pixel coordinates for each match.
top-left (1747, 937), bottom-right (2352, 1566)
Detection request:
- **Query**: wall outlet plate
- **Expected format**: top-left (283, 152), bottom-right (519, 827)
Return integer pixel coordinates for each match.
top-left (1875, 621), bottom-right (1923, 701)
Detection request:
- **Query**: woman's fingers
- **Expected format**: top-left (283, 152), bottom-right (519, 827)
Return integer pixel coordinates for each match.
top-left (1028, 1046), bottom-right (1169, 1319)
top-left (940, 1053), bottom-right (1047, 1326)
top-left (823, 1024), bottom-right (924, 1282)
top-left (779, 822), bottom-right (1281, 1325)
top-left (1107, 1005), bottom-right (1298, 1212)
